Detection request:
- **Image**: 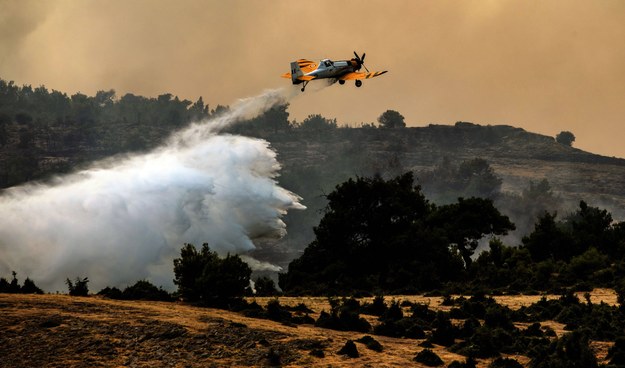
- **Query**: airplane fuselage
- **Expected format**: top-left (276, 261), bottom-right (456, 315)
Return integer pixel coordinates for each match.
top-left (283, 53), bottom-right (386, 92)
top-left (294, 58), bottom-right (360, 83)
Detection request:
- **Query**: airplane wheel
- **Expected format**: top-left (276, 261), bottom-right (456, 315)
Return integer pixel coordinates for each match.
top-left (355, 80), bottom-right (362, 88)
top-left (301, 87), bottom-right (305, 92)
top-left (339, 80), bottom-right (345, 85)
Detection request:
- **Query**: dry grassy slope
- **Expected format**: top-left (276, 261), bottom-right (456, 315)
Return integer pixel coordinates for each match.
top-left (0, 290), bottom-right (617, 368)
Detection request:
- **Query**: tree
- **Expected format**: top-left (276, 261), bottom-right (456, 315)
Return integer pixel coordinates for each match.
top-left (555, 131), bottom-right (575, 146)
top-left (419, 158), bottom-right (503, 203)
top-left (263, 104), bottom-right (290, 133)
top-left (298, 114), bottom-right (337, 132)
top-left (567, 200), bottom-right (615, 256)
top-left (523, 201), bottom-right (619, 262)
top-left (279, 172), bottom-right (466, 294)
top-left (21, 277), bottom-right (43, 294)
top-left (15, 112), bottom-right (33, 125)
top-left (522, 212), bottom-right (573, 261)
top-left (457, 158), bottom-right (502, 199)
top-left (173, 243), bottom-right (218, 301)
top-left (254, 276), bottom-right (279, 296)
top-left (429, 197), bottom-right (515, 268)
top-left (66, 277), bottom-right (89, 296)
top-left (8, 271), bottom-right (20, 293)
top-left (94, 89), bottom-right (116, 107)
top-left (173, 243), bottom-right (251, 303)
top-left (377, 110), bottom-right (406, 128)
top-left (0, 277), bottom-right (9, 293)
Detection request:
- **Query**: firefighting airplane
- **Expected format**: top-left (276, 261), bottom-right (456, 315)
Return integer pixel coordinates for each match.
top-left (281, 51), bottom-right (387, 92)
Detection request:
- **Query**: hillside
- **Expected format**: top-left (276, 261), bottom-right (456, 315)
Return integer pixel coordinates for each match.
top-left (272, 123), bottom-right (625, 205)
top-left (247, 123), bottom-right (625, 269)
top-left (2, 80), bottom-right (625, 275)
top-left (0, 291), bottom-right (618, 368)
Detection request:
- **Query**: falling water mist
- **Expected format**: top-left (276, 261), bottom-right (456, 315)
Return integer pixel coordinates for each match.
top-left (0, 87), bottom-right (305, 292)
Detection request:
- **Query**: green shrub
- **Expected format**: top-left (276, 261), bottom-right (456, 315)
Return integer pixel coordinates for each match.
top-left (413, 349), bottom-right (443, 366)
top-left (121, 280), bottom-right (172, 301)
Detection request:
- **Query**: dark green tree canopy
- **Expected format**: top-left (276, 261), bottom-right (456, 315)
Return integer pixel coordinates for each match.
top-left (419, 158), bottom-right (502, 203)
top-left (522, 200), bottom-right (625, 263)
top-left (298, 114), bottom-right (338, 132)
top-left (279, 172), bottom-right (514, 294)
top-left (173, 243), bottom-right (251, 303)
top-left (555, 131), bottom-right (575, 146)
top-left (377, 109), bottom-right (406, 128)
top-left (429, 197), bottom-right (515, 267)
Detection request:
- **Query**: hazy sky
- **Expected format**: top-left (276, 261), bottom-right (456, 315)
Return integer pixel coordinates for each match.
top-left (2, 0), bottom-right (625, 157)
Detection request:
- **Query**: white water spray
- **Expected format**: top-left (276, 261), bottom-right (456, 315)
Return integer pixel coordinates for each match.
top-left (0, 87), bottom-right (304, 291)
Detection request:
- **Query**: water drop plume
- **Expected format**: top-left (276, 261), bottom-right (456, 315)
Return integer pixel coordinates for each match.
top-left (0, 87), bottom-right (304, 292)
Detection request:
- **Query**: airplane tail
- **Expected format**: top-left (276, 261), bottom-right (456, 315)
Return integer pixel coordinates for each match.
top-left (290, 61), bottom-right (304, 84)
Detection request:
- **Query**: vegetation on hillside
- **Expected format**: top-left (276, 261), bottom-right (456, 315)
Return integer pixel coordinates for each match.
top-left (5, 78), bottom-right (625, 366)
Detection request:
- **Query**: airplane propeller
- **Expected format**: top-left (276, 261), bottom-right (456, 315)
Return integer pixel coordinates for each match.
top-left (353, 51), bottom-right (370, 73)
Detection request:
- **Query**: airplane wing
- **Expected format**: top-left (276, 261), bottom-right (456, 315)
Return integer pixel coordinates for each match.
top-left (338, 71), bottom-right (388, 80)
top-left (280, 74), bottom-right (317, 80)
top-left (281, 59), bottom-right (318, 78)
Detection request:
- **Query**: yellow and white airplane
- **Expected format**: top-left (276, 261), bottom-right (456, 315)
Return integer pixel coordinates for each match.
top-left (281, 51), bottom-right (387, 92)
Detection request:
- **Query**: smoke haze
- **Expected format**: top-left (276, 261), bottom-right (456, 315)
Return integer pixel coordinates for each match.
top-left (0, 87), bottom-right (304, 291)
top-left (2, 1), bottom-right (625, 157)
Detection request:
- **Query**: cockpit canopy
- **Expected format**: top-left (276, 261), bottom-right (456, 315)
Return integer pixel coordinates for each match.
top-left (320, 59), bottom-right (334, 68)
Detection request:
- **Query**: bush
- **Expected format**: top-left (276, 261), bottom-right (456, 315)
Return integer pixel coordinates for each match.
top-left (484, 304), bottom-right (515, 330)
top-left (266, 299), bottom-right (292, 323)
top-left (488, 357), bottom-right (523, 368)
top-left (413, 349), bottom-right (443, 366)
top-left (356, 335), bottom-right (383, 352)
top-left (362, 295), bottom-right (387, 316)
top-left (379, 300), bottom-right (403, 321)
top-left (120, 280), bottom-right (172, 301)
top-left (447, 358), bottom-right (477, 368)
top-left (531, 330), bottom-right (598, 368)
top-left (315, 298), bottom-right (371, 332)
top-left (97, 286), bottom-right (123, 299)
top-left (374, 318), bottom-right (426, 339)
top-left (429, 312), bottom-right (457, 346)
top-left (66, 277), bottom-right (89, 296)
top-left (337, 340), bottom-right (359, 358)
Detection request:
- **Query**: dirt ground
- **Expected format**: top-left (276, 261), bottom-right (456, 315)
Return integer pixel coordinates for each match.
top-left (0, 289), bottom-right (617, 367)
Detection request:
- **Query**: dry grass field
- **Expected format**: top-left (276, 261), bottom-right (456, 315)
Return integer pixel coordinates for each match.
top-left (0, 289), bottom-right (618, 367)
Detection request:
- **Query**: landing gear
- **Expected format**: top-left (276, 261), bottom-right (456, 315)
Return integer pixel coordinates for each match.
top-left (355, 80), bottom-right (362, 88)
top-left (300, 81), bottom-right (309, 92)
top-left (338, 80), bottom-right (345, 85)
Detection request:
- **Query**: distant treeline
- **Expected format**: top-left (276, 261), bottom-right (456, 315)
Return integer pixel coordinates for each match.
top-left (0, 78), bottom-right (214, 187)
top-left (0, 271), bottom-right (43, 294)
top-left (0, 77), bottom-right (399, 188)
